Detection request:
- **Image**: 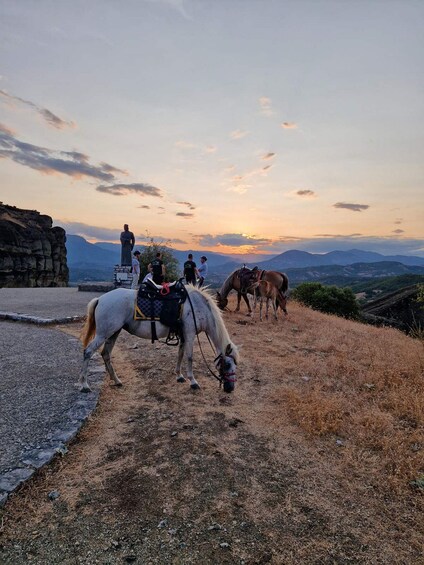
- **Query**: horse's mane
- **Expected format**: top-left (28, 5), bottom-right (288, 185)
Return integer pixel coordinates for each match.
top-left (186, 285), bottom-right (240, 363)
top-left (219, 269), bottom-right (240, 299)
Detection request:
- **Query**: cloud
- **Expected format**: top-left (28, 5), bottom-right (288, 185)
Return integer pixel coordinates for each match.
top-left (229, 129), bottom-right (249, 140)
top-left (96, 182), bottom-right (162, 197)
top-left (177, 201), bottom-right (196, 210)
top-left (176, 212), bottom-right (194, 218)
top-left (296, 190), bottom-right (316, 198)
top-left (55, 221), bottom-right (121, 241)
top-left (0, 128), bottom-right (118, 181)
top-left (203, 145), bottom-right (217, 154)
top-left (259, 96), bottom-right (273, 117)
top-left (392, 229), bottom-right (405, 234)
top-left (394, 219), bottom-right (403, 225)
top-left (197, 233), bottom-right (273, 248)
top-left (333, 202), bottom-right (370, 212)
top-left (138, 205), bottom-right (151, 209)
top-left (261, 152), bottom-right (275, 161)
top-left (175, 140), bottom-right (196, 149)
top-left (0, 122), bottom-right (15, 136)
top-left (281, 122), bottom-right (297, 129)
top-left (0, 89), bottom-right (75, 130)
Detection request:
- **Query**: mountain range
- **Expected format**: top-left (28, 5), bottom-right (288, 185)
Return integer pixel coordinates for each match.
top-left (65, 234), bottom-right (424, 283)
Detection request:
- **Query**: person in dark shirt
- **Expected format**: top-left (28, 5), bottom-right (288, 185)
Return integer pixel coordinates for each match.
top-left (148, 252), bottom-right (165, 284)
top-left (183, 253), bottom-right (197, 285)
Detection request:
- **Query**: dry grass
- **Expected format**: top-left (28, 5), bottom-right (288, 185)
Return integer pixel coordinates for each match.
top-left (0, 294), bottom-right (423, 564)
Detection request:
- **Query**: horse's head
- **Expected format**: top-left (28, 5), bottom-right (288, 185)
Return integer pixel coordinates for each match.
top-left (216, 343), bottom-right (238, 393)
top-left (216, 291), bottom-right (228, 310)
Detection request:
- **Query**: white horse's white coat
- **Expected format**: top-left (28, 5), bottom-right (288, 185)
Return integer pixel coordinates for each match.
top-left (80, 286), bottom-right (239, 393)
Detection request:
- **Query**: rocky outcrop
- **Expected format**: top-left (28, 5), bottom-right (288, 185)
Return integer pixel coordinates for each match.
top-left (0, 204), bottom-right (68, 287)
top-left (361, 285), bottom-right (423, 334)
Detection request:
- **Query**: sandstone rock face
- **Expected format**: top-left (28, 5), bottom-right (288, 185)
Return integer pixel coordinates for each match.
top-left (0, 204), bottom-right (69, 288)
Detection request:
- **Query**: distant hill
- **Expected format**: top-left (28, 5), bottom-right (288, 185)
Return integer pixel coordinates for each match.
top-left (253, 249), bottom-right (424, 270)
top-left (66, 235), bottom-right (424, 284)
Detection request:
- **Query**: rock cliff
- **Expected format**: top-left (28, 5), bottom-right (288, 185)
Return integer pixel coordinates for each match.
top-left (0, 203), bottom-right (68, 287)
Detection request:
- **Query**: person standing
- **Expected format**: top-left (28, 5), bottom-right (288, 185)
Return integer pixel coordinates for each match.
top-left (148, 252), bottom-right (165, 285)
top-left (183, 253), bottom-right (197, 285)
top-left (131, 250), bottom-right (141, 289)
top-left (120, 224), bottom-right (135, 266)
top-left (197, 255), bottom-right (208, 287)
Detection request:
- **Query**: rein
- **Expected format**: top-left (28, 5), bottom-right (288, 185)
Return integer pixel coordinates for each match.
top-left (185, 288), bottom-right (233, 387)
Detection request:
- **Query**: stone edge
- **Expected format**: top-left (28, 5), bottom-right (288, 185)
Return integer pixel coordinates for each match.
top-left (0, 319), bottom-right (104, 508)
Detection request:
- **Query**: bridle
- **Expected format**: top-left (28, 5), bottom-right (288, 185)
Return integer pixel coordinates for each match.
top-left (185, 286), bottom-right (237, 388)
top-left (214, 353), bottom-right (237, 388)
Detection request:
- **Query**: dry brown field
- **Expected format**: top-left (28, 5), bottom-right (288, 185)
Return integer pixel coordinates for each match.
top-left (0, 294), bottom-right (423, 564)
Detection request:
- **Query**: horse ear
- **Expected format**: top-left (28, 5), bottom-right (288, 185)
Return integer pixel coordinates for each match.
top-left (225, 344), bottom-right (232, 356)
top-left (216, 291), bottom-right (221, 298)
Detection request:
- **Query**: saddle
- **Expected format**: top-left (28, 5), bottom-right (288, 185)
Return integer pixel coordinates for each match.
top-left (238, 266), bottom-right (261, 293)
top-left (135, 279), bottom-right (188, 344)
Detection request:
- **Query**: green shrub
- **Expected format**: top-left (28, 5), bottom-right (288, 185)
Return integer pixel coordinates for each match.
top-left (292, 282), bottom-right (360, 319)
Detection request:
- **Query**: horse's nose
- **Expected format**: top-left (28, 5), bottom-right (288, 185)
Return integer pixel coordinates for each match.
top-left (223, 381), bottom-right (234, 393)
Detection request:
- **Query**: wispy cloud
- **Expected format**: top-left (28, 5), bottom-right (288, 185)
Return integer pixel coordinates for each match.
top-left (0, 128), bottom-right (117, 181)
top-left (229, 129), bottom-right (249, 140)
top-left (281, 122), bottom-right (297, 129)
top-left (203, 145), bottom-right (217, 154)
top-left (197, 233), bottom-right (272, 248)
top-left (176, 212), bottom-right (194, 218)
top-left (177, 201), bottom-right (196, 210)
top-left (333, 202), bottom-right (370, 212)
top-left (175, 140), bottom-right (196, 149)
top-left (261, 152), bottom-right (275, 160)
top-left (96, 183), bottom-right (162, 197)
top-left (259, 96), bottom-right (273, 117)
top-left (0, 89), bottom-right (75, 130)
top-left (138, 204), bottom-right (151, 209)
top-left (392, 229), bottom-right (405, 234)
top-left (296, 189), bottom-right (316, 198)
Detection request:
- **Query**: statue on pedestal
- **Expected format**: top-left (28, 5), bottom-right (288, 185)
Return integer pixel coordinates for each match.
top-left (120, 224), bottom-right (135, 266)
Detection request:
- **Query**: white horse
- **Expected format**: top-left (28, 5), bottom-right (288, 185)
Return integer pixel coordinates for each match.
top-left (80, 285), bottom-right (240, 394)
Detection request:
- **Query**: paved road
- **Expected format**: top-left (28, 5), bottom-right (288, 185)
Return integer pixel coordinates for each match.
top-left (0, 288), bottom-right (107, 506)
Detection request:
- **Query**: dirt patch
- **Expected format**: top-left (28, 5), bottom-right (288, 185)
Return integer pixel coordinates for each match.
top-left (0, 297), bottom-right (423, 564)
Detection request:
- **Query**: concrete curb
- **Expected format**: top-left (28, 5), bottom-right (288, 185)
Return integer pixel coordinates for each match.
top-left (0, 364), bottom-right (105, 507)
top-left (0, 312), bottom-right (85, 325)
top-left (0, 315), bottom-right (104, 508)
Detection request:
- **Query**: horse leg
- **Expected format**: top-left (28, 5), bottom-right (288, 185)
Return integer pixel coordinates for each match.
top-left (272, 298), bottom-right (278, 320)
top-left (265, 298), bottom-right (270, 320)
top-left (101, 330), bottom-right (123, 387)
top-left (175, 341), bottom-right (186, 383)
top-left (259, 298), bottom-right (263, 321)
top-left (235, 291), bottom-right (242, 312)
top-left (184, 339), bottom-right (200, 390)
top-left (242, 292), bottom-right (252, 315)
top-left (80, 335), bottom-right (105, 393)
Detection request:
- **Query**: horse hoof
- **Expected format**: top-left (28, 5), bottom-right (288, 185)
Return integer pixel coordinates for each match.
top-left (190, 383), bottom-right (200, 390)
top-left (80, 386), bottom-right (92, 393)
top-left (177, 376), bottom-right (186, 383)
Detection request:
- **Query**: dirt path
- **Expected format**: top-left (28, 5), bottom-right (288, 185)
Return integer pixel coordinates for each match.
top-left (0, 298), bottom-right (423, 564)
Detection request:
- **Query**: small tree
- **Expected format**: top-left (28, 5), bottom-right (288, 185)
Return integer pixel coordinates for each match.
top-left (292, 282), bottom-right (360, 320)
top-left (138, 238), bottom-right (179, 282)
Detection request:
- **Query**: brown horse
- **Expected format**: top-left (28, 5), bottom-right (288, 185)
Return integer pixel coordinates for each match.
top-left (216, 267), bottom-right (289, 314)
top-left (251, 280), bottom-right (286, 321)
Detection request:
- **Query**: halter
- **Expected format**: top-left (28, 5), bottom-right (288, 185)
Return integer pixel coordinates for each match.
top-left (214, 353), bottom-right (237, 387)
top-left (185, 288), bottom-right (237, 388)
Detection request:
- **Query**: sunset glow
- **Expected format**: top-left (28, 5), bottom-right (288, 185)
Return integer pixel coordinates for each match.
top-left (0, 1), bottom-right (423, 257)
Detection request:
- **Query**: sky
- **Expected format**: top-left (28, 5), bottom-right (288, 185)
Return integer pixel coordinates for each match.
top-left (1, 0), bottom-right (423, 257)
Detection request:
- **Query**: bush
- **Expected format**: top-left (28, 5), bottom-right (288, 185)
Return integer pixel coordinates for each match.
top-left (292, 282), bottom-right (360, 319)
top-left (138, 239), bottom-right (179, 282)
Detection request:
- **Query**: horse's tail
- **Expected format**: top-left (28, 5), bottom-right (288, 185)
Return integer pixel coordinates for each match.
top-left (80, 298), bottom-right (99, 348)
top-left (277, 272), bottom-right (289, 295)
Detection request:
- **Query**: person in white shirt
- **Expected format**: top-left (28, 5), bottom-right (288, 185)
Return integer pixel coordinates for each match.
top-left (197, 256), bottom-right (208, 287)
top-left (131, 250), bottom-right (141, 289)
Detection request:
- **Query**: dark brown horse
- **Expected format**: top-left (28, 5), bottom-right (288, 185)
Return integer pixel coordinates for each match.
top-left (216, 267), bottom-right (289, 314)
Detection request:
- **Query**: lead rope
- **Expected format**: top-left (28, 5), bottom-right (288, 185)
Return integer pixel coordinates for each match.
top-left (185, 288), bottom-right (223, 385)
